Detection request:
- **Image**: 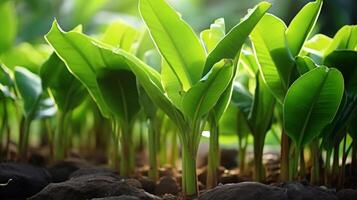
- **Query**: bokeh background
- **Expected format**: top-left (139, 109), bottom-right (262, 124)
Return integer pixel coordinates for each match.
top-left (1, 0), bottom-right (356, 47)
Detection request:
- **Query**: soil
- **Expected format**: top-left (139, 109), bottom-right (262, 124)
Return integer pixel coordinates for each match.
top-left (0, 150), bottom-right (356, 200)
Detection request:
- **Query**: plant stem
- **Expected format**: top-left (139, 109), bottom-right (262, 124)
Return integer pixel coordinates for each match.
top-left (55, 111), bottom-right (67, 160)
top-left (253, 135), bottom-right (265, 182)
top-left (206, 120), bottom-right (219, 189)
top-left (325, 149), bottom-right (332, 186)
top-left (148, 119), bottom-right (158, 181)
top-left (18, 117), bottom-right (30, 161)
top-left (310, 139), bottom-right (320, 185)
top-left (280, 130), bottom-right (290, 181)
top-left (238, 136), bottom-right (247, 174)
top-left (339, 133), bottom-right (351, 188)
top-left (111, 121), bottom-right (120, 171)
top-left (119, 123), bottom-right (134, 177)
top-left (352, 141), bottom-right (357, 175)
top-left (289, 143), bottom-right (299, 181)
top-left (332, 143), bottom-right (340, 187)
top-left (182, 144), bottom-right (198, 199)
top-left (170, 130), bottom-right (178, 167)
top-left (0, 99), bottom-right (8, 154)
top-left (300, 149), bottom-right (306, 180)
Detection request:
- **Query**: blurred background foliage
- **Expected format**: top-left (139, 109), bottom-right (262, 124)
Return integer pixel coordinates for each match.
top-left (0, 0), bottom-right (356, 47)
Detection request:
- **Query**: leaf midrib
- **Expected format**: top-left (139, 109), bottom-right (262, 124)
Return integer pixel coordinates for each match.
top-left (144, 0), bottom-right (196, 87)
top-left (296, 70), bottom-right (329, 148)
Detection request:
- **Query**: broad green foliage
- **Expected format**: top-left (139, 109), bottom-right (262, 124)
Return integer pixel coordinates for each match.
top-left (41, 53), bottom-right (87, 112)
top-left (203, 2), bottom-right (271, 75)
top-left (286, 0), bottom-right (323, 57)
top-left (284, 66), bottom-right (344, 149)
top-left (250, 14), bottom-right (293, 103)
top-left (45, 21), bottom-right (140, 124)
top-left (251, 0), bottom-right (322, 103)
top-left (0, 64), bottom-right (15, 99)
top-left (295, 56), bottom-right (317, 75)
top-left (200, 18), bottom-right (225, 53)
top-left (182, 59), bottom-right (234, 120)
top-left (139, 0), bottom-right (206, 91)
top-left (249, 73), bottom-right (275, 138)
top-left (303, 34), bottom-right (332, 60)
top-left (135, 0), bottom-right (270, 195)
top-left (101, 21), bottom-right (139, 51)
top-left (0, 1), bottom-right (17, 54)
top-left (15, 67), bottom-right (43, 119)
top-left (1, 43), bottom-right (51, 74)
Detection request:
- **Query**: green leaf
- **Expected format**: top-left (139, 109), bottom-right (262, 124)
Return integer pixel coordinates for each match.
top-left (45, 21), bottom-right (140, 123)
top-left (161, 59), bottom-right (184, 109)
top-left (324, 25), bottom-right (357, 56)
top-left (250, 13), bottom-right (294, 103)
top-left (14, 67), bottom-right (43, 119)
top-left (137, 83), bottom-right (157, 119)
top-left (248, 72), bottom-right (275, 137)
top-left (200, 18), bottom-right (226, 53)
top-left (284, 66), bottom-right (344, 149)
top-left (182, 59), bottom-right (234, 120)
top-left (231, 81), bottom-right (253, 119)
top-left (96, 69), bottom-right (140, 124)
top-left (101, 21), bottom-right (139, 51)
top-left (0, 1), bottom-right (17, 54)
top-left (286, 0), bottom-right (323, 57)
top-left (295, 56), bottom-right (317, 75)
top-left (324, 50), bottom-right (357, 95)
top-left (349, 111), bottom-right (357, 141)
top-left (139, 0), bottom-right (206, 90)
top-left (41, 53), bottom-right (87, 112)
top-left (118, 48), bottom-right (185, 127)
top-left (1, 43), bottom-right (51, 74)
top-left (203, 1), bottom-right (271, 75)
top-left (303, 34), bottom-right (332, 58)
top-left (0, 64), bottom-right (13, 86)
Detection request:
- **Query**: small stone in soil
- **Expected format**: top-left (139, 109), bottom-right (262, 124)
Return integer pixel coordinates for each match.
top-left (155, 176), bottom-right (179, 196)
top-left (48, 158), bottom-right (89, 182)
top-left (28, 174), bottom-right (160, 200)
top-left (91, 195), bottom-right (141, 200)
top-left (279, 182), bottom-right (337, 200)
top-left (198, 182), bottom-right (288, 200)
top-left (0, 162), bottom-right (52, 199)
top-left (337, 189), bottom-right (357, 200)
top-left (139, 176), bottom-right (157, 194)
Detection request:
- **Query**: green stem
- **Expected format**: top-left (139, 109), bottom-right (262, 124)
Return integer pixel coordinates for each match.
top-left (289, 143), bottom-right (299, 181)
top-left (300, 149), bottom-right (306, 180)
top-left (119, 123), bottom-right (134, 177)
top-left (339, 134), bottom-right (351, 188)
top-left (280, 130), bottom-right (290, 181)
top-left (238, 136), bottom-right (247, 174)
top-left (148, 119), bottom-right (158, 181)
top-left (182, 144), bottom-right (198, 198)
top-left (324, 149), bottom-right (332, 186)
top-left (18, 117), bottom-right (30, 161)
top-left (111, 120), bottom-right (120, 171)
top-left (55, 111), bottom-right (67, 160)
top-left (352, 141), bottom-right (357, 175)
top-left (206, 121), bottom-right (219, 189)
top-left (332, 143), bottom-right (339, 187)
top-left (170, 130), bottom-right (178, 167)
top-left (253, 135), bottom-right (265, 182)
top-left (0, 99), bottom-right (7, 154)
top-left (310, 139), bottom-right (320, 185)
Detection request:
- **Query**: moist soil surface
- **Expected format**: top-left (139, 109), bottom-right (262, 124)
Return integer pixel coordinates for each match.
top-left (1, 158), bottom-right (356, 200)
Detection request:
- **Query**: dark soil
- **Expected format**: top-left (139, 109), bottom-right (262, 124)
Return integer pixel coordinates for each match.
top-left (0, 150), bottom-right (356, 200)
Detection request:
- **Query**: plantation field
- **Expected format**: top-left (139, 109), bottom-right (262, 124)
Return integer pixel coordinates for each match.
top-left (0, 0), bottom-right (356, 199)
